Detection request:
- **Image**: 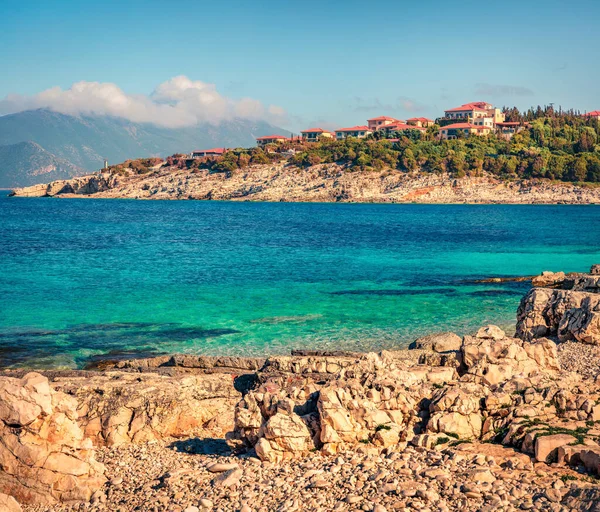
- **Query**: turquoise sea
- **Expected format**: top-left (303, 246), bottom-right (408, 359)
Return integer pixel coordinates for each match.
top-left (1, 191), bottom-right (599, 369)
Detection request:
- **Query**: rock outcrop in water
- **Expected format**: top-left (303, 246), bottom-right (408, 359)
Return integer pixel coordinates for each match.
top-left (517, 265), bottom-right (600, 344)
top-left (9, 164), bottom-right (600, 203)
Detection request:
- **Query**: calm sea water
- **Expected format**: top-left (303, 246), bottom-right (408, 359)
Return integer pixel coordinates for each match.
top-left (1, 191), bottom-right (599, 369)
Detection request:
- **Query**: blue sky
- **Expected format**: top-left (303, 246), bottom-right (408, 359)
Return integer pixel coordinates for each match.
top-left (1, 0), bottom-right (598, 131)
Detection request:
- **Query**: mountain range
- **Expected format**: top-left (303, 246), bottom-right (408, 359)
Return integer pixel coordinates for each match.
top-left (0, 109), bottom-right (289, 187)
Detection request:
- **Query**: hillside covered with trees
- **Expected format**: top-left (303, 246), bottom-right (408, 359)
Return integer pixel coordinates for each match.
top-left (107, 108), bottom-right (600, 184)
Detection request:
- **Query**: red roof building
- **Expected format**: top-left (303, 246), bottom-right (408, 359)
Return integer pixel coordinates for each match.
top-left (190, 148), bottom-right (226, 158)
top-left (335, 126), bottom-right (373, 139)
top-left (438, 123), bottom-right (493, 140)
top-left (406, 117), bottom-right (435, 128)
top-left (367, 116), bottom-right (400, 131)
top-left (300, 128), bottom-right (335, 141)
top-left (256, 135), bottom-right (289, 146)
top-left (444, 102), bottom-right (505, 124)
top-left (584, 111), bottom-right (600, 118)
top-left (380, 122), bottom-right (426, 134)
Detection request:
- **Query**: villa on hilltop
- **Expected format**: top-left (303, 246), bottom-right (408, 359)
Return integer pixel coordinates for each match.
top-left (367, 116), bottom-right (400, 131)
top-left (335, 126), bottom-right (373, 140)
top-left (406, 117), bottom-right (435, 128)
top-left (300, 128), bottom-right (335, 142)
top-left (190, 148), bottom-right (226, 158)
top-left (256, 135), bottom-right (290, 147)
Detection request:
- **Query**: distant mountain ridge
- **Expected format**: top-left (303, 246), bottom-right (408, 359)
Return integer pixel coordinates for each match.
top-left (0, 109), bottom-right (289, 187)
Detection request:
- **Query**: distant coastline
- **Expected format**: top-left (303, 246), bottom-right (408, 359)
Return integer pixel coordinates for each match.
top-left (9, 163), bottom-right (600, 204)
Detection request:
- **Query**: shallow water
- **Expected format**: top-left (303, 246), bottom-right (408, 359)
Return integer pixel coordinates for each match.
top-left (1, 192), bottom-right (599, 369)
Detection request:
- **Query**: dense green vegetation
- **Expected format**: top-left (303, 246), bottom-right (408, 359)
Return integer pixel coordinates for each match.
top-left (118, 109), bottom-right (600, 184)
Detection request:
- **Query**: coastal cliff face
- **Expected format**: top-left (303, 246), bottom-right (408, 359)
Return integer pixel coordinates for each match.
top-left (10, 163), bottom-right (600, 203)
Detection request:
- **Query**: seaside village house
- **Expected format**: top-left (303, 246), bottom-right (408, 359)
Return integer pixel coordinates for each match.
top-left (300, 128), bottom-right (335, 142)
top-left (380, 121), bottom-right (427, 136)
top-left (406, 117), bottom-right (435, 128)
top-left (335, 126), bottom-right (373, 140)
top-left (189, 148), bottom-right (226, 158)
top-left (367, 116), bottom-right (399, 131)
top-left (439, 101), bottom-right (509, 140)
top-left (256, 135), bottom-right (289, 147)
top-left (439, 123), bottom-right (493, 140)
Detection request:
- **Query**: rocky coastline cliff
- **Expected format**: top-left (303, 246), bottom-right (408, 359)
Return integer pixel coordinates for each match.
top-left (9, 164), bottom-right (600, 204)
top-left (2, 265), bottom-right (600, 511)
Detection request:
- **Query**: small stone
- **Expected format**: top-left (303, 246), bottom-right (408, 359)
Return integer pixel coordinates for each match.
top-left (207, 462), bottom-right (239, 473)
top-left (199, 498), bottom-right (213, 509)
top-left (346, 495), bottom-right (363, 503)
top-left (468, 469), bottom-right (496, 483)
top-left (213, 468), bottom-right (243, 488)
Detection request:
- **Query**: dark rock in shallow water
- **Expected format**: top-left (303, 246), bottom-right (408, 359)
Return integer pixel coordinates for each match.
top-left (136, 327), bottom-right (241, 341)
top-left (472, 276), bottom-right (534, 284)
top-left (328, 288), bottom-right (457, 296)
top-left (469, 289), bottom-right (524, 297)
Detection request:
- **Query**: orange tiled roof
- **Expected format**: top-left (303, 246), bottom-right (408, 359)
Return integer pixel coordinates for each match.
top-left (256, 135), bottom-right (288, 140)
top-left (367, 116), bottom-right (398, 122)
top-left (335, 125), bottom-right (371, 132)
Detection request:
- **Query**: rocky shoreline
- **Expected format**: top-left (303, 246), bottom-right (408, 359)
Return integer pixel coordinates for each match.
top-left (1, 265), bottom-right (600, 511)
top-left (9, 164), bottom-right (600, 204)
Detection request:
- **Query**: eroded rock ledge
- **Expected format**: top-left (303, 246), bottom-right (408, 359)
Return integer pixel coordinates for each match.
top-left (10, 166), bottom-right (600, 204)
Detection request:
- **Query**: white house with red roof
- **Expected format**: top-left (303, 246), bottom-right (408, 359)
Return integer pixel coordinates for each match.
top-left (335, 126), bottom-right (373, 140)
top-left (584, 111), bottom-right (600, 120)
top-left (406, 117), bottom-right (434, 128)
top-left (439, 122), bottom-right (493, 140)
top-left (444, 102), bottom-right (505, 124)
top-left (256, 135), bottom-right (289, 147)
top-left (367, 116), bottom-right (399, 131)
top-left (380, 122), bottom-right (426, 136)
top-left (190, 148), bottom-right (226, 158)
top-left (300, 128), bottom-right (335, 142)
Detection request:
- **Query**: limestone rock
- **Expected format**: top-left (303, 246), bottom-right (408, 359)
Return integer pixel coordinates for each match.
top-left (475, 325), bottom-right (506, 340)
top-left (0, 373), bottom-right (106, 505)
top-left (52, 371), bottom-right (240, 446)
top-left (461, 334), bottom-right (559, 385)
top-left (212, 467), bottom-right (242, 488)
top-left (255, 412), bottom-right (315, 462)
top-left (534, 434), bottom-right (577, 463)
top-left (12, 166), bottom-right (600, 204)
top-left (0, 493), bottom-right (22, 512)
top-left (410, 332), bottom-right (462, 353)
top-left (517, 277), bottom-right (600, 345)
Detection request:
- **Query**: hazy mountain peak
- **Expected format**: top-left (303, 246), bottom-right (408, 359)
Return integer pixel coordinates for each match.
top-left (0, 109), bottom-right (288, 187)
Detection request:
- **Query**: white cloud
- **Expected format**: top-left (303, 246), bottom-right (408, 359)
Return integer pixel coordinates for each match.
top-left (0, 76), bottom-right (288, 128)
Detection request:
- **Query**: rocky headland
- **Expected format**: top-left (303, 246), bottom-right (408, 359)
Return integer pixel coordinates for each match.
top-left (9, 164), bottom-right (600, 204)
top-left (2, 265), bottom-right (600, 511)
